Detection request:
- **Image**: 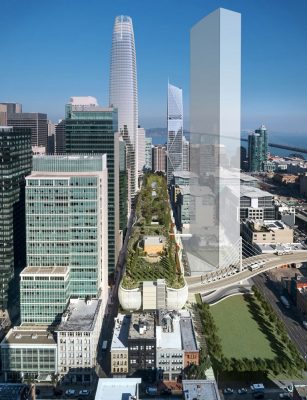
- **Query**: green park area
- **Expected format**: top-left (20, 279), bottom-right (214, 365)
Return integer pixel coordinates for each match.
top-left (121, 173), bottom-right (184, 290)
top-left (210, 295), bottom-right (275, 360)
top-left (196, 289), bottom-right (306, 378)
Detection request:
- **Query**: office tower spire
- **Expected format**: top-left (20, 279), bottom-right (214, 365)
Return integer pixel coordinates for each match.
top-left (167, 83), bottom-right (183, 184)
top-left (110, 15), bottom-right (138, 196)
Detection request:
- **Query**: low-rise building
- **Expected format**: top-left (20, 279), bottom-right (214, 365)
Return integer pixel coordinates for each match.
top-left (110, 314), bottom-right (130, 376)
top-left (143, 236), bottom-right (166, 255)
top-left (128, 313), bottom-right (156, 375)
top-left (0, 326), bottom-right (57, 382)
top-left (182, 379), bottom-right (221, 400)
top-left (240, 185), bottom-right (276, 221)
top-left (241, 219), bottom-right (293, 245)
top-left (180, 316), bottom-right (199, 369)
top-left (156, 312), bottom-right (184, 381)
top-left (56, 298), bottom-right (103, 384)
top-left (95, 378), bottom-right (141, 400)
top-left (296, 288), bottom-right (307, 318)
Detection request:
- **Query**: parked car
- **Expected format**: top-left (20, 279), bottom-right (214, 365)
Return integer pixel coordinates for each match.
top-left (238, 388), bottom-right (248, 395)
top-left (65, 389), bottom-right (76, 397)
top-left (224, 388), bottom-right (234, 395)
top-left (79, 389), bottom-right (90, 396)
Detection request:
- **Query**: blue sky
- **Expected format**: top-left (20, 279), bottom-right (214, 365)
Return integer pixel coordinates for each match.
top-left (1, 0), bottom-right (307, 134)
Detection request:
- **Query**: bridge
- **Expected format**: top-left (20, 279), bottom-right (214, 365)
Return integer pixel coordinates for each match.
top-left (186, 251), bottom-right (307, 294)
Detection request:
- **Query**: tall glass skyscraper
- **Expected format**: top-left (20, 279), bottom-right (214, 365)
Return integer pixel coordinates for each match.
top-left (248, 124), bottom-right (268, 172)
top-left (65, 98), bottom-right (119, 274)
top-left (0, 126), bottom-right (32, 311)
top-left (109, 15), bottom-right (138, 196)
top-left (167, 83), bottom-right (183, 184)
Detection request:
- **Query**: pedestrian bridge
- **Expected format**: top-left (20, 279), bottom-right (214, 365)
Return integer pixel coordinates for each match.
top-left (186, 251), bottom-right (307, 294)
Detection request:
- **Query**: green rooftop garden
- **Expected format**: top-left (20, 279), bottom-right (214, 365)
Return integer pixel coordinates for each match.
top-left (122, 173), bottom-right (185, 290)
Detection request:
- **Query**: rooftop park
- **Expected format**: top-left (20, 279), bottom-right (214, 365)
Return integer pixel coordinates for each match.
top-left (122, 173), bottom-right (185, 290)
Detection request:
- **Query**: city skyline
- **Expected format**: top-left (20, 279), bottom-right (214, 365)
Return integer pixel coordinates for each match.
top-left (1, 0), bottom-right (307, 134)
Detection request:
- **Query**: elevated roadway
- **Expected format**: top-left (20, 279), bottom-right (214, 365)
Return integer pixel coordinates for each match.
top-left (187, 251), bottom-right (307, 294)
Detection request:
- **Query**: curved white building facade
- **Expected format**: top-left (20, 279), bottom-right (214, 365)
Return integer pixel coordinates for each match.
top-left (110, 15), bottom-right (138, 193)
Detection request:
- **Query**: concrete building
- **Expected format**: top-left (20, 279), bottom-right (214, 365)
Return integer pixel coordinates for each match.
top-left (180, 316), bottom-right (199, 368)
top-left (0, 126), bottom-right (32, 311)
top-left (65, 98), bottom-right (119, 273)
top-left (128, 313), bottom-right (156, 374)
top-left (190, 8), bottom-right (241, 271)
top-left (110, 314), bottom-right (130, 376)
top-left (240, 173), bottom-right (259, 187)
top-left (145, 136), bottom-right (153, 171)
top-left (156, 312), bottom-right (184, 381)
top-left (0, 103), bottom-right (22, 126)
top-left (138, 126), bottom-right (145, 173)
top-left (240, 186), bottom-right (276, 221)
top-left (23, 155), bottom-right (108, 324)
top-left (95, 378), bottom-right (141, 400)
top-left (300, 173), bottom-right (307, 197)
top-left (152, 145), bottom-right (167, 173)
top-left (7, 111), bottom-right (48, 151)
top-left (241, 220), bottom-right (294, 245)
top-left (0, 326), bottom-right (57, 382)
top-left (56, 298), bottom-right (103, 383)
top-left (182, 380), bottom-right (221, 400)
top-left (182, 135), bottom-right (190, 171)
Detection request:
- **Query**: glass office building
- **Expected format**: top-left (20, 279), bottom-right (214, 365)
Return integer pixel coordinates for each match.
top-left (110, 15), bottom-right (138, 195)
top-left (0, 126), bottom-right (32, 311)
top-left (167, 83), bottom-right (183, 184)
top-left (65, 100), bottom-right (119, 274)
top-left (248, 125), bottom-right (268, 172)
top-left (22, 155), bottom-right (108, 324)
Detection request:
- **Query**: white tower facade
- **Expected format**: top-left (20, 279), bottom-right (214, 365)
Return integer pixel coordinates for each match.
top-left (110, 15), bottom-right (138, 194)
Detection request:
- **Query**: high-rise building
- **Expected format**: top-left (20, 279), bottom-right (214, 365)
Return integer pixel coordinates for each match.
top-left (0, 126), bottom-right (32, 311)
top-left (21, 155), bottom-right (108, 325)
top-left (119, 136), bottom-right (128, 232)
top-left (7, 111), bottom-right (48, 151)
top-left (248, 124), bottom-right (268, 172)
top-left (0, 103), bottom-right (22, 135)
top-left (167, 83), bottom-right (183, 184)
top-left (137, 126), bottom-right (145, 173)
top-left (182, 135), bottom-right (190, 171)
top-left (152, 145), bottom-right (167, 173)
top-left (145, 137), bottom-right (153, 171)
top-left (47, 120), bottom-right (55, 154)
top-left (110, 15), bottom-right (138, 195)
top-left (65, 97), bottom-right (120, 274)
top-left (55, 120), bottom-right (66, 154)
top-left (190, 8), bottom-right (241, 273)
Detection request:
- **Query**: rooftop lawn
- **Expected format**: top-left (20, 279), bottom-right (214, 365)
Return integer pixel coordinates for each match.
top-left (210, 295), bottom-right (276, 360)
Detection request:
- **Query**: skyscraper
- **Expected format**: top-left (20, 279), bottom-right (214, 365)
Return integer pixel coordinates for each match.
top-left (109, 15), bottom-right (138, 196)
top-left (55, 120), bottom-right (66, 154)
top-left (152, 145), bottom-right (167, 173)
top-left (167, 83), bottom-right (183, 184)
top-left (248, 124), bottom-right (268, 172)
top-left (137, 126), bottom-right (145, 173)
top-left (182, 135), bottom-right (190, 171)
top-left (7, 111), bottom-right (48, 151)
top-left (190, 8), bottom-right (241, 273)
top-left (0, 126), bottom-right (32, 311)
top-left (65, 97), bottom-right (119, 274)
top-left (21, 155), bottom-right (108, 325)
top-left (145, 137), bottom-right (153, 171)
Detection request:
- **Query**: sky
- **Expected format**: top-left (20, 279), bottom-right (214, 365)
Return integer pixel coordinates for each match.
top-left (1, 0), bottom-right (307, 134)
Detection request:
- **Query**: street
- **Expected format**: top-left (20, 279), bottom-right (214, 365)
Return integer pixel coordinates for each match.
top-left (253, 274), bottom-right (307, 359)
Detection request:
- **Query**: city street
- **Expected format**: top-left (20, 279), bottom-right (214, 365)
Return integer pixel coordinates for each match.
top-left (253, 274), bottom-right (307, 359)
